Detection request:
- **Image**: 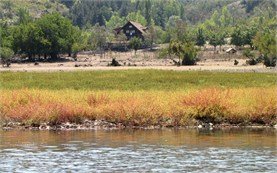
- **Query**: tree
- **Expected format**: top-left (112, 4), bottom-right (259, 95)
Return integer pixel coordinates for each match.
top-left (11, 22), bottom-right (43, 60)
top-left (168, 40), bottom-right (198, 66)
top-left (36, 13), bottom-right (78, 59)
top-left (153, 2), bottom-right (166, 28)
top-left (208, 33), bottom-right (218, 51)
top-left (244, 26), bottom-right (258, 49)
top-left (115, 31), bottom-right (128, 51)
top-left (220, 6), bottom-right (232, 27)
top-left (231, 27), bottom-right (245, 47)
top-left (0, 47), bottom-right (14, 67)
top-left (144, 24), bottom-right (157, 49)
top-left (90, 24), bottom-right (108, 57)
top-left (166, 16), bottom-right (188, 42)
top-left (145, 0), bottom-right (152, 26)
top-left (208, 31), bottom-right (226, 52)
top-left (11, 13), bottom-right (78, 60)
top-left (217, 32), bottom-right (226, 51)
top-left (231, 25), bottom-right (257, 48)
top-left (129, 37), bottom-right (142, 55)
top-left (196, 28), bottom-right (206, 48)
top-left (168, 40), bottom-right (183, 65)
top-left (105, 13), bottom-right (124, 30)
top-left (182, 43), bottom-right (198, 65)
top-left (126, 11), bottom-right (147, 26)
top-left (253, 30), bottom-right (276, 67)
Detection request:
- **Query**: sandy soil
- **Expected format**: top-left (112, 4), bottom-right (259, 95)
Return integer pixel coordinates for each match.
top-left (0, 50), bottom-right (276, 73)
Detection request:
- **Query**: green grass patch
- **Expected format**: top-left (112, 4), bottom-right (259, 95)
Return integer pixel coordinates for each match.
top-left (0, 70), bottom-right (276, 91)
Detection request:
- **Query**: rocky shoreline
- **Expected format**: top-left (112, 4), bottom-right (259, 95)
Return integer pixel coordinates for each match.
top-left (1, 120), bottom-right (275, 131)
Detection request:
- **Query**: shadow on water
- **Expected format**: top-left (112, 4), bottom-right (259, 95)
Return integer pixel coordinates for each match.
top-left (0, 128), bottom-right (275, 149)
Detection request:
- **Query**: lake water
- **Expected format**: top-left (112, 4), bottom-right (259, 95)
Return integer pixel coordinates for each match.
top-left (0, 128), bottom-right (276, 172)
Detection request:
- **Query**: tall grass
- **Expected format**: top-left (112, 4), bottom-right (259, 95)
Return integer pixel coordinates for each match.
top-left (1, 70), bottom-right (276, 127)
top-left (0, 70), bottom-right (276, 90)
top-left (0, 88), bottom-right (276, 126)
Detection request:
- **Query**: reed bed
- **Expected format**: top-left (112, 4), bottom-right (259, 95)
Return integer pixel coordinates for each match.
top-left (0, 88), bottom-right (276, 127)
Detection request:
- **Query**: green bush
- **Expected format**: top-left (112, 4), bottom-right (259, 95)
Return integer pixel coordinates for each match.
top-left (0, 47), bottom-right (14, 67)
top-left (129, 37), bottom-right (142, 55)
top-left (246, 58), bottom-right (258, 65)
top-left (264, 56), bottom-right (276, 67)
top-left (182, 43), bottom-right (198, 65)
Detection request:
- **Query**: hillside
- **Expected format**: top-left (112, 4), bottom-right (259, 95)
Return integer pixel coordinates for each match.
top-left (0, 0), bottom-right (275, 27)
top-left (0, 0), bottom-right (68, 25)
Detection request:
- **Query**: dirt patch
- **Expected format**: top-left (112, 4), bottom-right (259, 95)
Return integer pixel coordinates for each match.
top-left (1, 48), bottom-right (276, 73)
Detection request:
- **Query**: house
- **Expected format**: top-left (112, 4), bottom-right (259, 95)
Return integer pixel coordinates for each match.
top-left (226, 48), bottom-right (237, 54)
top-left (114, 21), bottom-right (147, 40)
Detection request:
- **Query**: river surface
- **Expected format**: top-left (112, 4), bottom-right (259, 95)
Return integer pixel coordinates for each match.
top-left (0, 128), bottom-right (276, 173)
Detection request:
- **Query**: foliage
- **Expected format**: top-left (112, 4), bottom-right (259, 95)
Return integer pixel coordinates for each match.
top-left (144, 25), bottom-right (157, 49)
top-left (208, 31), bottom-right (226, 51)
top-left (127, 11), bottom-right (147, 26)
top-left (253, 30), bottom-right (276, 67)
top-left (0, 0), bottom-right (276, 64)
top-left (168, 40), bottom-right (184, 65)
top-left (0, 0), bottom-right (68, 25)
top-left (182, 43), bottom-right (198, 65)
top-left (243, 49), bottom-right (254, 58)
top-left (89, 24), bottom-right (108, 52)
top-left (129, 37), bottom-right (142, 54)
top-left (0, 47), bottom-right (14, 67)
top-left (231, 25), bottom-right (257, 47)
top-left (168, 40), bottom-right (199, 66)
top-left (196, 28), bottom-right (206, 47)
top-left (11, 13), bottom-right (79, 60)
top-left (16, 8), bottom-right (32, 25)
top-left (105, 12), bottom-right (125, 30)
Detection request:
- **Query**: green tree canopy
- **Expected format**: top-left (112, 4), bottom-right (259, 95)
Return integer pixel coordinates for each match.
top-left (129, 37), bottom-right (142, 55)
top-left (0, 47), bottom-right (14, 67)
top-left (11, 13), bottom-right (78, 60)
top-left (126, 11), bottom-right (147, 26)
top-left (196, 28), bottom-right (206, 47)
top-left (253, 30), bottom-right (276, 66)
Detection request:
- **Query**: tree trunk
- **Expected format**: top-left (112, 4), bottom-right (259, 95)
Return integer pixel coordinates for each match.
top-left (28, 53), bottom-right (32, 61)
top-left (50, 53), bottom-right (58, 60)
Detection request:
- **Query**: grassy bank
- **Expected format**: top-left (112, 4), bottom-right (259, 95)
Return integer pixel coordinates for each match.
top-left (0, 70), bottom-right (276, 127)
top-left (0, 70), bottom-right (276, 90)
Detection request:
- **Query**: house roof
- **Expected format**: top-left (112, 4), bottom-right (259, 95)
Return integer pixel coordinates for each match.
top-left (226, 48), bottom-right (237, 53)
top-left (114, 21), bottom-right (148, 37)
top-left (127, 21), bottom-right (147, 34)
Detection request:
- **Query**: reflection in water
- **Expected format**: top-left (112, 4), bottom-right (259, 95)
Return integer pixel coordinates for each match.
top-left (0, 129), bottom-right (276, 172)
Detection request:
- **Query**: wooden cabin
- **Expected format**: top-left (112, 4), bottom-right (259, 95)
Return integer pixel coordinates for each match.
top-left (114, 21), bottom-right (147, 40)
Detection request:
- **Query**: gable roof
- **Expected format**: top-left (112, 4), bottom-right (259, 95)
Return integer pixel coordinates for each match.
top-left (127, 21), bottom-right (147, 34)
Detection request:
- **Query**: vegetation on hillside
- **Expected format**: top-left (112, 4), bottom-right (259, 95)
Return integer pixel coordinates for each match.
top-left (0, 0), bottom-right (276, 66)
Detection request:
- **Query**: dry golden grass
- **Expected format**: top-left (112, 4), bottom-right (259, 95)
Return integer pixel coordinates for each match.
top-left (0, 88), bottom-right (276, 127)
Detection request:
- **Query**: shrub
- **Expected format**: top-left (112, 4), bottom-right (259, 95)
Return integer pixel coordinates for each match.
top-left (129, 37), bottom-right (142, 55)
top-left (0, 47), bottom-right (14, 67)
top-left (182, 89), bottom-right (232, 123)
top-left (263, 56), bottom-right (276, 67)
top-left (246, 58), bottom-right (258, 65)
